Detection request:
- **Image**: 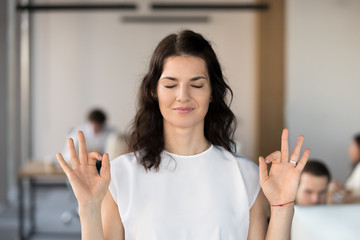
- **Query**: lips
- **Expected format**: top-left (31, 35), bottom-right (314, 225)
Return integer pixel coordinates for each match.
top-left (173, 106), bottom-right (195, 114)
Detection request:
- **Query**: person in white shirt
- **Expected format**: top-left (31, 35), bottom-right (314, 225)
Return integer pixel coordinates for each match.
top-left (56, 30), bottom-right (310, 240)
top-left (344, 134), bottom-right (360, 198)
top-left (329, 134), bottom-right (360, 203)
top-left (62, 109), bottom-right (116, 172)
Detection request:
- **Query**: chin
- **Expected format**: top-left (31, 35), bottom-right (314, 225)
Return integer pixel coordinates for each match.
top-left (165, 118), bottom-right (204, 129)
top-left (171, 121), bottom-right (201, 129)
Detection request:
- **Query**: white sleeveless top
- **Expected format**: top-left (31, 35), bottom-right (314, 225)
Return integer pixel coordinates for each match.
top-left (109, 145), bottom-right (261, 240)
top-left (345, 163), bottom-right (360, 198)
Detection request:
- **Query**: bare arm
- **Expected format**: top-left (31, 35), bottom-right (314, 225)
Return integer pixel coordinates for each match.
top-left (266, 204), bottom-right (294, 240)
top-left (78, 202), bottom-right (105, 240)
top-left (102, 190), bottom-right (124, 240)
top-left (248, 191), bottom-right (269, 240)
top-left (248, 191), bottom-right (294, 240)
top-left (77, 190), bottom-right (124, 240)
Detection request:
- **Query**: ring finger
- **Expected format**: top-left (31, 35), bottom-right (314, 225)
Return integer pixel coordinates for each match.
top-left (289, 135), bottom-right (304, 165)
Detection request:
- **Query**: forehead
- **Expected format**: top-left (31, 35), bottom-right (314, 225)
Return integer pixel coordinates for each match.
top-left (161, 55), bottom-right (208, 77)
top-left (300, 173), bottom-right (328, 190)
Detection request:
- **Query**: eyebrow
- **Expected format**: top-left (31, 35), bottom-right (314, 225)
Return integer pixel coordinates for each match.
top-left (160, 76), bottom-right (207, 81)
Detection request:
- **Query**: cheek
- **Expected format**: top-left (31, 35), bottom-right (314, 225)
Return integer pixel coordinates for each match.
top-left (195, 98), bottom-right (210, 119)
top-left (198, 97), bottom-right (210, 110)
top-left (319, 192), bottom-right (327, 200)
top-left (296, 189), bottom-right (307, 203)
top-left (157, 88), bottom-right (174, 108)
top-left (298, 189), bottom-right (306, 197)
top-left (194, 89), bottom-right (211, 107)
top-left (297, 185), bottom-right (308, 197)
top-left (355, 148), bottom-right (360, 158)
top-left (349, 145), bottom-right (360, 160)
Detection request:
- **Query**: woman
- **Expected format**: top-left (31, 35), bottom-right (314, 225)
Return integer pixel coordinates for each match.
top-left (57, 30), bottom-right (310, 240)
top-left (344, 134), bottom-right (360, 198)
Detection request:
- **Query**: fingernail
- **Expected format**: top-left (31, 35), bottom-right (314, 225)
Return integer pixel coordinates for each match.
top-left (265, 157), bottom-right (271, 163)
top-left (98, 154), bottom-right (102, 159)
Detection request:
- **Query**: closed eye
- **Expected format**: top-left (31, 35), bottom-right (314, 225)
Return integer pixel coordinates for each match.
top-left (191, 85), bottom-right (203, 88)
top-left (165, 85), bottom-right (176, 89)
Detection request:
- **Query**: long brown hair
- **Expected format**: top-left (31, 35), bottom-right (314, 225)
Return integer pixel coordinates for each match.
top-left (129, 30), bottom-right (237, 171)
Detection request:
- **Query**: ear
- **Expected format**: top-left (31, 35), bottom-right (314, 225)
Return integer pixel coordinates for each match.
top-left (151, 89), bottom-right (158, 100)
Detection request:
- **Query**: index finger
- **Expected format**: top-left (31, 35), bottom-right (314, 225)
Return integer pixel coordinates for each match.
top-left (77, 130), bottom-right (88, 164)
top-left (56, 153), bottom-right (72, 176)
top-left (281, 128), bottom-right (289, 163)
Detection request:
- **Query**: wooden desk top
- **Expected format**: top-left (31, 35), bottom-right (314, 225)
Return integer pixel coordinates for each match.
top-left (19, 160), bottom-right (66, 178)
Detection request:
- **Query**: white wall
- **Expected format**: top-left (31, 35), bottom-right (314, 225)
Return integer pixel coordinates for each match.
top-left (31, 0), bottom-right (258, 160)
top-left (286, 0), bottom-right (360, 181)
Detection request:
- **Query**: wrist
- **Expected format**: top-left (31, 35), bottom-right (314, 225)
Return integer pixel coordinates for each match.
top-left (270, 202), bottom-right (295, 215)
top-left (270, 200), bottom-right (295, 207)
top-left (78, 201), bottom-right (102, 216)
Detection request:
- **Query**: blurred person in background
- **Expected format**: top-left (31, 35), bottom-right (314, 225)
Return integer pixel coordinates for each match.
top-left (344, 134), bottom-right (360, 199)
top-left (62, 108), bottom-right (116, 172)
top-left (295, 160), bottom-right (331, 205)
top-left (328, 134), bottom-right (360, 203)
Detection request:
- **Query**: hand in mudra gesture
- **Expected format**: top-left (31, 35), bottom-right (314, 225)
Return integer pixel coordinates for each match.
top-left (259, 129), bottom-right (310, 205)
top-left (56, 131), bottom-right (111, 207)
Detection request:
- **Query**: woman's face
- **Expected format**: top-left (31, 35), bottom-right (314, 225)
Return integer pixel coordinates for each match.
top-left (348, 140), bottom-right (360, 164)
top-left (156, 55), bottom-right (211, 129)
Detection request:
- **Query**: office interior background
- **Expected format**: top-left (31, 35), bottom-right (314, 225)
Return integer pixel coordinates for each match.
top-left (1, 0), bottom-right (360, 239)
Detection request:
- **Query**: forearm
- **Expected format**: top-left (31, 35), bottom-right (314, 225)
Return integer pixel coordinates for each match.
top-left (79, 204), bottom-right (105, 240)
top-left (265, 204), bottom-right (294, 240)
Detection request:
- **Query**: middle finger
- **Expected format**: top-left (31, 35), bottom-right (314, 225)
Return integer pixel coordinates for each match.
top-left (281, 128), bottom-right (289, 163)
top-left (77, 130), bottom-right (88, 164)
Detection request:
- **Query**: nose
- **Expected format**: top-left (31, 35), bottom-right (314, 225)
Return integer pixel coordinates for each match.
top-left (311, 194), bottom-right (320, 204)
top-left (176, 84), bottom-right (191, 102)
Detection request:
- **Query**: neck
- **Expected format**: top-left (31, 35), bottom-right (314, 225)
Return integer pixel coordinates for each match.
top-left (163, 120), bottom-right (210, 156)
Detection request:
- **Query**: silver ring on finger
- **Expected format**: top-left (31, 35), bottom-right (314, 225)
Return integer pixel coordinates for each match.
top-left (289, 159), bottom-right (297, 166)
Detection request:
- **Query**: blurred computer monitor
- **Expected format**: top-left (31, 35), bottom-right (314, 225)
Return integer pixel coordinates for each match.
top-left (291, 204), bottom-right (360, 240)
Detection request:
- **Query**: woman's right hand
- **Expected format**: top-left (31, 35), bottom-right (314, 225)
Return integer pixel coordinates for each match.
top-left (56, 130), bottom-right (111, 208)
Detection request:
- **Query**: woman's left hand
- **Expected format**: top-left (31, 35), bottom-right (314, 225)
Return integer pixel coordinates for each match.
top-left (259, 128), bottom-right (310, 205)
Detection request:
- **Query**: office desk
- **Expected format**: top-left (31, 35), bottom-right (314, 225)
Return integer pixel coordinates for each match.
top-left (18, 160), bottom-right (69, 240)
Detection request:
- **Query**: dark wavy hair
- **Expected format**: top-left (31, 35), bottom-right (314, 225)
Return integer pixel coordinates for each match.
top-left (129, 30), bottom-right (237, 171)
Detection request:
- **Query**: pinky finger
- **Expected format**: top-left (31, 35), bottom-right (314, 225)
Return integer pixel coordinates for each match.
top-left (56, 153), bottom-right (73, 176)
top-left (296, 149), bottom-right (310, 171)
top-left (100, 153), bottom-right (111, 181)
